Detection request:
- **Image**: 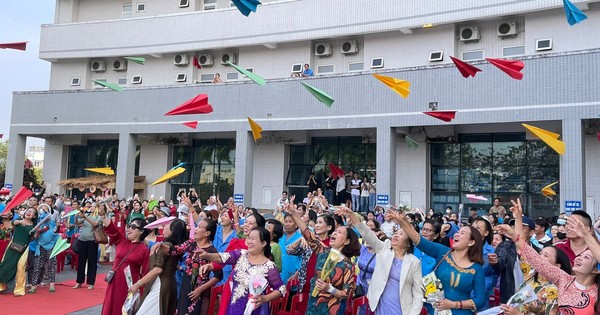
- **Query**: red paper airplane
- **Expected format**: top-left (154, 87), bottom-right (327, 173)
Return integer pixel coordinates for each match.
top-left (192, 56), bottom-right (202, 69)
top-left (1, 186), bottom-right (33, 215)
top-left (423, 111), bottom-right (456, 122)
top-left (486, 58), bottom-right (524, 80)
top-left (328, 163), bottom-right (345, 178)
top-left (0, 41), bottom-right (27, 51)
top-left (165, 94), bottom-right (213, 116)
top-left (183, 121), bottom-right (198, 129)
top-left (597, 132), bottom-right (600, 142)
top-left (449, 56), bottom-right (482, 78)
top-left (0, 134), bottom-right (3, 139)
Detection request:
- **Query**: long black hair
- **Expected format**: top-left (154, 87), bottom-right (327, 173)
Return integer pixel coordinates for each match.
top-left (130, 218), bottom-right (150, 241)
top-left (204, 218), bottom-right (217, 242)
top-left (164, 218), bottom-right (187, 246)
top-left (251, 227), bottom-right (272, 258)
top-left (319, 214), bottom-right (335, 236)
top-left (248, 213), bottom-right (266, 230)
top-left (341, 227), bottom-right (361, 258)
top-left (266, 219), bottom-right (284, 243)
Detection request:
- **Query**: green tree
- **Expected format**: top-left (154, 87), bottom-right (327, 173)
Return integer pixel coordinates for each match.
top-left (0, 140), bottom-right (7, 185)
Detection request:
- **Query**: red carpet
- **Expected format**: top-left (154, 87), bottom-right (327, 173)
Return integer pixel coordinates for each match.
top-left (0, 273), bottom-right (107, 315)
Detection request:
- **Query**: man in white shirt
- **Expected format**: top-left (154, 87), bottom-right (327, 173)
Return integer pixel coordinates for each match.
top-left (204, 196), bottom-right (218, 211)
top-left (335, 175), bottom-right (346, 206)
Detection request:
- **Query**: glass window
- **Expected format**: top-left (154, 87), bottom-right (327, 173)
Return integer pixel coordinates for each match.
top-left (431, 143), bottom-right (459, 166)
top-left (494, 142), bottom-right (526, 166)
top-left (461, 143), bottom-right (492, 166)
top-left (290, 146), bottom-right (312, 165)
top-left (494, 166), bottom-right (527, 192)
top-left (122, 4), bottom-right (132, 18)
top-left (431, 192), bottom-right (460, 213)
top-left (461, 166), bottom-right (492, 192)
top-left (286, 166), bottom-right (313, 186)
top-left (431, 167), bottom-right (460, 191)
top-left (503, 46), bottom-right (525, 57)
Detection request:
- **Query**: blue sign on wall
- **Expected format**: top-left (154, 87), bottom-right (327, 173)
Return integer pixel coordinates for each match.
top-left (234, 194), bottom-right (244, 203)
top-left (565, 200), bottom-right (582, 214)
top-left (376, 194), bottom-right (389, 205)
top-left (4, 184), bottom-right (12, 191)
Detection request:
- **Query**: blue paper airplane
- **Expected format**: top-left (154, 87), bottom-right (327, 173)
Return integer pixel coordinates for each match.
top-left (170, 162), bottom-right (187, 171)
top-left (231, 0), bottom-right (261, 16)
top-left (563, 0), bottom-right (588, 26)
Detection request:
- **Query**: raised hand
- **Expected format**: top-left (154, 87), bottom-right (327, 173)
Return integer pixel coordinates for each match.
top-left (566, 215), bottom-right (590, 239)
top-left (494, 224), bottom-right (517, 241)
top-left (199, 263), bottom-right (213, 276)
top-left (509, 198), bottom-right (523, 218)
top-left (333, 205), bottom-right (352, 217)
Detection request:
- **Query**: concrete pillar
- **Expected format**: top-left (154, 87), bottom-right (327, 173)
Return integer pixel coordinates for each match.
top-left (560, 119), bottom-right (586, 213)
top-left (5, 133), bottom-right (26, 191)
top-left (139, 144), bottom-right (170, 200)
top-left (42, 142), bottom-right (69, 195)
top-left (233, 130), bottom-right (255, 207)
top-left (376, 126), bottom-right (396, 205)
top-left (116, 133), bottom-right (137, 198)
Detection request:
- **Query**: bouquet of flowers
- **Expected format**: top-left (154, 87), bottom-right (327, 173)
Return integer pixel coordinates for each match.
top-left (312, 248), bottom-right (341, 297)
top-left (422, 272), bottom-right (451, 315)
top-left (244, 274), bottom-right (269, 315)
top-left (478, 284), bottom-right (538, 315)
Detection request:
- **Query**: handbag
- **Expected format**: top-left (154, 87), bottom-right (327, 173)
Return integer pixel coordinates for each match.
top-left (71, 238), bottom-right (80, 254)
top-left (105, 243), bottom-right (141, 284)
top-left (355, 253), bottom-right (376, 297)
top-left (94, 225), bottom-right (109, 244)
top-left (9, 242), bottom-right (25, 254)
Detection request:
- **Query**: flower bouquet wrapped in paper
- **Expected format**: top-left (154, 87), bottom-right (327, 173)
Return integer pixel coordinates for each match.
top-left (312, 248), bottom-right (342, 298)
top-left (422, 272), bottom-right (451, 315)
top-left (478, 284), bottom-right (538, 315)
top-left (244, 274), bottom-right (269, 315)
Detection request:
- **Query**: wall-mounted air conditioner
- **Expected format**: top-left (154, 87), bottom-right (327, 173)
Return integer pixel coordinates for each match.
top-left (90, 60), bottom-right (106, 72)
top-left (173, 54), bottom-right (189, 66)
top-left (221, 52), bottom-right (236, 65)
top-left (314, 43), bottom-right (331, 57)
top-left (112, 59), bottom-right (127, 71)
top-left (497, 21), bottom-right (518, 38)
top-left (459, 26), bottom-right (480, 42)
top-left (198, 54), bottom-right (213, 66)
top-left (341, 40), bottom-right (358, 55)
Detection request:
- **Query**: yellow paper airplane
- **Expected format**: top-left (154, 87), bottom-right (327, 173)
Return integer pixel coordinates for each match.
top-left (372, 74), bottom-right (411, 98)
top-left (84, 167), bottom-right (115, 175)
top-left (541, 181), bottom-right (558, 199)
top-left (247, 117), bottom-right (263, 142)
top-left (150, 167), bottom-right (186, 186)
top-left (522, 124), bottom-right (565, 155)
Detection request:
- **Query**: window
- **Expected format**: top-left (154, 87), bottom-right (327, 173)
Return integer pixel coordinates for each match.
top-left (176, 73), bottom-right (187, 82)
top-left (291, 63), bottom-right (302, 73)
top-left (131, 75), bottom-right (142, 84)
top-left (317, 65), bottom-right (334, 74)
top-left (371, 57), bottom-right (384, 69)
top-left (94, 78), bottom-right (107, 89)
top-left (503, 45), bottom-right (525, 57)
top-left (536, 38), bottom-right (553, 52)
top-left (226, 72), bottom-right (239, 80)
top-left (137, 3), bottom-right (146, 12)
top-left (122, 4), bottom-right (132, 18)
top-left (179, 0), bottom-right (190, 8)
top-left (462, 50), bottom-right (484, 61)
top-left (70, 77), bottom-right (81, 86)
top-left (204, 0), bottom-right (217, 10)
top-left (200, 73), bottom-right (214, 83)
top-left (429, 51), bottom-right (444, 62)
top-left (68, 140), bottom-right (141, 184)
top-left (118, 78), bottom-right (127, 85)
top-left (348, 62), bottom-right (364, 72)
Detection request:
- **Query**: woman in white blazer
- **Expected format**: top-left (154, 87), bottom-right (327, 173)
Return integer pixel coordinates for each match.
top-left (336, 206), bottom-right (423, 315)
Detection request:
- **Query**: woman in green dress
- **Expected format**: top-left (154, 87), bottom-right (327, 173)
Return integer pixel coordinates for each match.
top-left (0, 208), bottom-right (36, 295)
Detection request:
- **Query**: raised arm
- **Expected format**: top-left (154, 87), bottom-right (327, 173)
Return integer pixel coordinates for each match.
top-left (335, 206), bottom-right (385, 253)
top-left (567, 215), bottom-right (600, 263)
top-left (284, 196), bottom-right (324, 253)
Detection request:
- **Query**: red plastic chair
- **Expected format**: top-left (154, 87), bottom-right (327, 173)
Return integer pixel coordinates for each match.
top-left (489, 288), bottom-right (501, 307)
top-left (61, 235), bottom-right (79, 270)
top-left (344, 288), bottom-right (355, 315)
top-left (209, 284), bottom-right (224, 313)
top-left (279, 292), bottom-right (308, 315)
top-left (351, 296), bottom-right (369, 315)
top-left (278, 278), bottom-right (299, 314)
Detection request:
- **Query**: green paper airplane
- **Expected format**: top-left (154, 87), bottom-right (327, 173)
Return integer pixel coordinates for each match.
top-left (405, 136), bottom-right (420, 150)
top-left (226, 61), bottom-right (265, 86)
top-left (300, 82), bottom-right (334, 107)
top-left (124, 57), bottom-right (145, 65)
top-left (93, 80), bottom-right (123, 92)
top-left (50, 238), bottom-right (70, 259)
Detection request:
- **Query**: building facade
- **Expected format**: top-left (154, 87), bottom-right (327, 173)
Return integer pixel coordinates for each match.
top-left (7, 0), bottom-right (600, 218)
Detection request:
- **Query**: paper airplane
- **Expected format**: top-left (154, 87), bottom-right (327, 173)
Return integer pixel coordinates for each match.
top-left (189, 210), bottom-right (196, 240)
top-left (63, 209), bottom-right (81, 218)
top-left (449, 56), bottom-right (482, 78)
top-left (597, 132), bottom-right (600, 142)
top-left (226, 61), bottom-right (266, 86)
top-left (1, 186), bottom-right (33, 215)
top-left (145, 216), bottom-right (176, 229)
top-left (148, 200), bottom-right (159, 212)
top-left (124, 57), bottom-right (145, 65)
top-left (405, 136), bottom-right (419, 149)
top-left (84, 167), bottom-right (115, 175)
top-left (92, 80), bottom-right (124, 92)
top-left (50, 238), bottom-right (70, 259)
top-left (231, 0), bottom-right (261, 16)
top-left (423, 111), bottom-right (456, 122)
top-left (563, 0), bottom-right (588, 26)
top-left (170, 162), bottom-right (187, 171)
top-left (486, 58), bottom-right (524, 80)
top-left (192, 56), bottom-right (202, 69)
top-left (328, 163), bottom-right (345, 178)
top-left (150, 167), bottom-right (186, 186)
top-left (522, 124), bottom-right (565, 155)
top-left (541, 181), bottom-right (558, 199)
top-left (183, 121), bottom-right (198, 129)
top-left (247, 117), bottom-right (263, 141)
top-left (165, 94), bottom-right (213, 116)
top-left (466, 194), bottom-right (488, 202)
top-left (372, 74), bottom-right (411, 98)
top-left (300, 82), bottom-right (335, 107)
top-left (0, 41), bottom-right (27, 51)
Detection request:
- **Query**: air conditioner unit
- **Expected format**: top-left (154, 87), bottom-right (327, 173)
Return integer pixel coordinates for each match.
top-left (176, 73), bottom-right (187, 82)
top-left (341, 40), bottom-right (358, 54)
top-left (131, 75), bottom-right (142, 84)
top-left (459, 26), bottom-right (480, 42)
top-left (90, 60), bottom-right (106, 72)
top-left (173, 54), bottom-right (189, 66)
top-left (221, 52), bottom-right (236, 65)
top-left (198, 54), bottom-right (213, 66)
top-left (112, 59), bottom-right (127, 71)
top-left (497, 21), bottom-right (518, 37)
top-left (314, 43), bottom-right (331, 57)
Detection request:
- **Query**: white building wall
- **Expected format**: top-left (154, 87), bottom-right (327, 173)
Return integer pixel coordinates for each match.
top-left (456, 16), bottom-right (526, 59)
top-left (585, 136), bottom-right (600, 219)
top-left (238, 42), bottom-right (312, 80)
top-left (50, 59), bottom-right (89, 90)
top-left (252, 143), bottom-right (286, 208)
top-left (395, 136), bottom-right (428, 210)
top-left (42, 143), bottom-right (69, 195)
top-left (139, 144), bottom-right (170, 200)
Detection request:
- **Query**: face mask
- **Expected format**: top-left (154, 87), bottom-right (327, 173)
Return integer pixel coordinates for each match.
top-left (65, 202), bottom-right (72, 206)
top-left (446, 209), bottom-right (451, 214)
top-left (557, 232), bottom-right (567, 240)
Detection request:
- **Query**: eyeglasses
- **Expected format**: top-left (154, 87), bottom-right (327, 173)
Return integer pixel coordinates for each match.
top-left (421, 228), bottom-right (435, 233)
top-left (127, 224), bottom-right (142, 230)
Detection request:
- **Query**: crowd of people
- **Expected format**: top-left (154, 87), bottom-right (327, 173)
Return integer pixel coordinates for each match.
top-left (0, 184), bottom-right (599, 315)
